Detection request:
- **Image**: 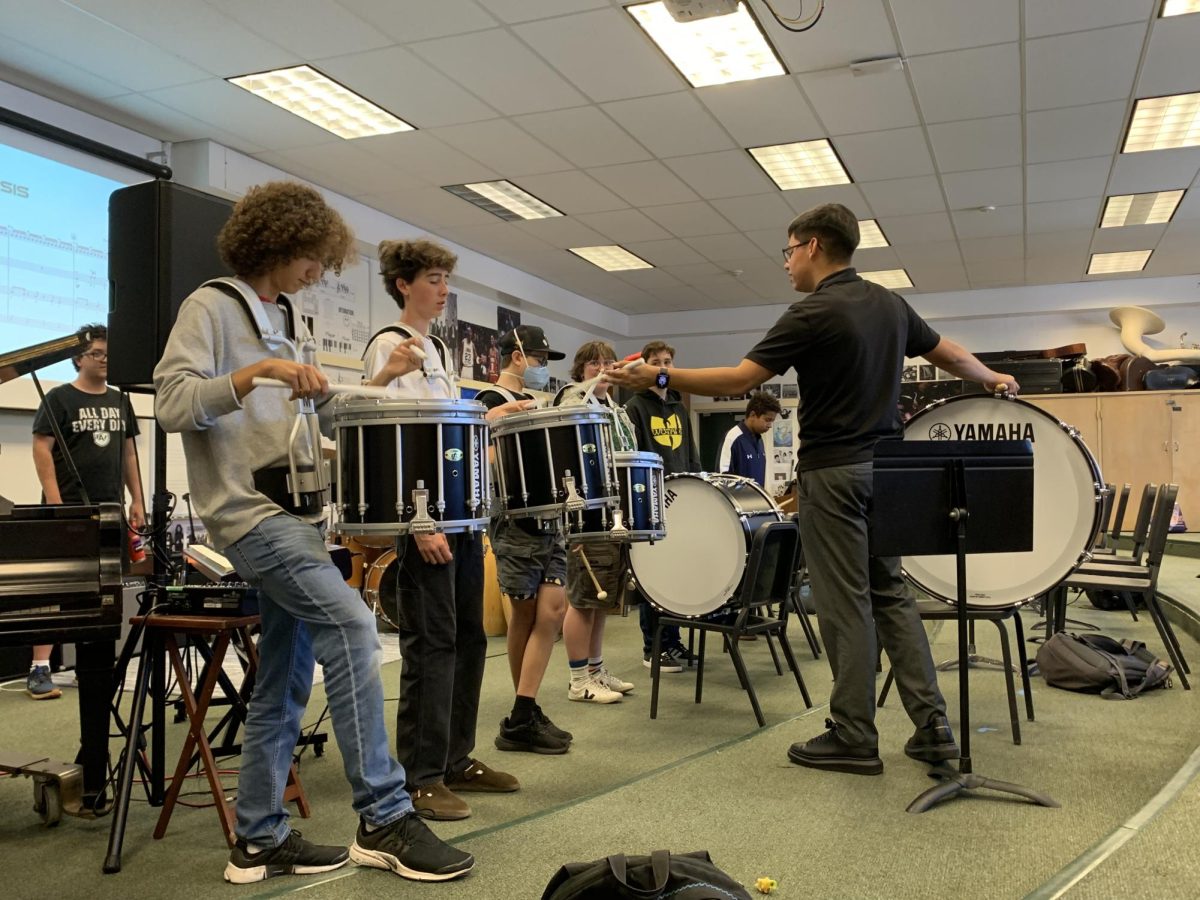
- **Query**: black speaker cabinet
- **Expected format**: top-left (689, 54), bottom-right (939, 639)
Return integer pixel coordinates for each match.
top-left (107, 181), bottom-right (233, 388)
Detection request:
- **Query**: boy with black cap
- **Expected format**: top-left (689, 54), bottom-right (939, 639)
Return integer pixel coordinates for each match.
top-left (475, 326), bottom-right (575, 753)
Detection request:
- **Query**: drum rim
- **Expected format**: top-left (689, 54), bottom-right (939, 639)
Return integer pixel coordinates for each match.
top-left (334, 409), bottom-right (488, 425)
top-left (901, 392), bottom-right (1104, 608)
top-left (333, 396), bottom-right (487, 413)
top-left (612, 450), bottom-right (665, 465)
top-left (362, 548), bottom-right (397, 606)
top-left (489, 406), bottom-right (613, 434)
top-left (337, 518), bottom-right (490, 535)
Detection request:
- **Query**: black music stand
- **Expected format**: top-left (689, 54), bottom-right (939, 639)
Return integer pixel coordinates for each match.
top-left (871, 440), bottom-right (1058, 814)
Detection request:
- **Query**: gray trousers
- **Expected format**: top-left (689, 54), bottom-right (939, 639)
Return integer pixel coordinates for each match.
top-left (798, 461), bottom-right (946, 747)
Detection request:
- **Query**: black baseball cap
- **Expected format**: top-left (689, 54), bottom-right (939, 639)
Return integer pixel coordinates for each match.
top-left (499, 325), bottom-right (565, 360)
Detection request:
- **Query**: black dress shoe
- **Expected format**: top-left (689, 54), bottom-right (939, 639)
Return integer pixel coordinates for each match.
top-left (787, 718), bottom-right (883, 775)
top-left (904, 713), bottom-right (959, 763)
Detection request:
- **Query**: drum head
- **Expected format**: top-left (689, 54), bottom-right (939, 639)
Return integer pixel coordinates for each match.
top-left (902, 394), bottom-right (1102, 607)
top-left (629, 474), bottom-right (757, 616)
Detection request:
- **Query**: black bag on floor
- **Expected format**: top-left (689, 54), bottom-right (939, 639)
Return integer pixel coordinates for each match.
top-left (541, 850), bottom-right (752, 900)
top-left (1036, 632), bottom-right (1173, 700)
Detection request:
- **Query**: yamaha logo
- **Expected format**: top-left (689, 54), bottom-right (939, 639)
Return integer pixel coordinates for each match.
top-left (581, 443), bottom-right (597, 453)
top-left (633, 483), bottom-right (646, 493)
top-left (928, 423), bottom-right (952, 440)
top-left (928, 421), bottom-right (1036, 442)
top-left (444, 448), bottom-right (463, 461)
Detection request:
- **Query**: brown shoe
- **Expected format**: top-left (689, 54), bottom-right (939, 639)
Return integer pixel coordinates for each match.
top-left (445, 758), bottom-right (520, 793)
top-left (410, 782), bottom-right (471, 821)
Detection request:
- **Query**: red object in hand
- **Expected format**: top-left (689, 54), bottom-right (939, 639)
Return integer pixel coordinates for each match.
top-left (128, 530), bottom-right (146, 564)
top-left (623, 352), bottom-right (641, 362)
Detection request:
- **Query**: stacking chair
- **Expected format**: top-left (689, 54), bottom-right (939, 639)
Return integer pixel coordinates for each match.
top-left (649, 519), bottom-right (813, 727)
top-left (1059, 484), bottom-right (1190, 689)
top-left (1090, 483), bottom-right (1158, 569)
top-left (1093, 483), bottom-right (1131, 553)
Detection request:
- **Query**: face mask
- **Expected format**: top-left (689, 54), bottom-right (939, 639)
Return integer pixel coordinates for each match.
top-left (522, 364), bottom-right (550, 391)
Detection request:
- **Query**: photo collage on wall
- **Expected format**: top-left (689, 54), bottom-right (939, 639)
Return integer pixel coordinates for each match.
top-left (900, 363), bottom-right (966, 422)
top-left (429, 291), bottom-right (458, 366)
top-left (457, 304), bottom-right (523, 384)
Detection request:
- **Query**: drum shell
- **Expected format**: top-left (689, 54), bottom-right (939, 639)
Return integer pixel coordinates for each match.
top-left (569, 451), bottom-right (666, 543)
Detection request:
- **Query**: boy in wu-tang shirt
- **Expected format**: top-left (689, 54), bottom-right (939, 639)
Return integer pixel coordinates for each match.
top-left (622, 340), bottom-right (701, 673)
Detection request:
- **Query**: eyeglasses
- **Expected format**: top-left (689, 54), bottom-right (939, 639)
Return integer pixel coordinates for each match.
top-left (782, 237), bottom-right (818, 262)
top-left (585, 359), bottom-right (616, 369)
top-left (82, 351), bottom-right (108, 361)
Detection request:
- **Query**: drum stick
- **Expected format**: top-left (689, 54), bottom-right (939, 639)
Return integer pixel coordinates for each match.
top-left (252, 377), bottom-right (398, 399)
top-left (573, 545), bottom-right (607, 601)
top-left (589, 355), bottom-right (644, 402)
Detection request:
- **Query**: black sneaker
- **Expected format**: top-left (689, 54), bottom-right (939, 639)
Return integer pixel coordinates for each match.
top-left (904, 713), bottom-right (959, 763)
top-left (535, 704), bottom-right (573, 742)
top-left (494, 716), bottom-right (570, 754)
top-left (223, 830), bottom-right (349, 884)
top-left (666, 643), bottom-right (698, 668)
top-left (642, 651), bottom-right (683, 673)
top-left (350, 814), bottom-right (473, 882)
top-left (787, 719), bottom-right (883, 776)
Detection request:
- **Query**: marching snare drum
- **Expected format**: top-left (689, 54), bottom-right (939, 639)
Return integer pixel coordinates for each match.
top-left (629, 473), bottom-right (783, 617)
top-left (334, 397), bottom-right (490, 537)
top-left (489, 406), bottom-right (618, 520)
top-left (568, 451), bottom-right (666, 544)
top-left (902, 393), bottom-right (1104, 608)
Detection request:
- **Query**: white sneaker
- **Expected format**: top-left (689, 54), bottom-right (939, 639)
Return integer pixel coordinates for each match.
top-left (593, 667), bottom-right (634, 694)
top-left (567, 675), bottom-right (623, 704)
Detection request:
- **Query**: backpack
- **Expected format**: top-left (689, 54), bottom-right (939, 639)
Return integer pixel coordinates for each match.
top-left (1036, 632), bottom-right (1173, 700)
top-left (541, 850), bottom-right (752, 900)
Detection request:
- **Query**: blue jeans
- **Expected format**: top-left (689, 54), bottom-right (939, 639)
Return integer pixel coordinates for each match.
top-left (224, 514), bottom-right (412, 845)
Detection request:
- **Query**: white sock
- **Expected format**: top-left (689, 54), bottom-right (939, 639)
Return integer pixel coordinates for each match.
top-left (569, 661), bottom-right (590, 684)
top-left (588, 656), bottom-right (603, 674)
top-left (32, 659), bottom-right (50, 670)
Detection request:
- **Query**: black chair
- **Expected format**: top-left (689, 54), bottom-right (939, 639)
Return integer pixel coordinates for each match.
top-left (1089, 483), bottom-right (1158, 567)
top-left (1094, 483), bottom-right (1131, 552)
top-left (649, 519), bottom-right (813, 727)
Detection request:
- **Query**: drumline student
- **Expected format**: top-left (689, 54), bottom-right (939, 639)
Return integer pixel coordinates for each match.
top-left (362, 238), bottom-right (524, 822)
top-left (474, 326), bottom-right (575, 752)
top-left (622, 341), bottom-right (701, 673)
top-left (606, 203), bottom-right (1018, 777)
top-left (155, 183), bottom-right (472, 882)
top-left (553, 341), bottom-right (638, 705)
top-left (717, 391), bottom-right (780, 488)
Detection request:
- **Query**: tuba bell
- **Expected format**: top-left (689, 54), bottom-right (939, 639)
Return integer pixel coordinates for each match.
top-left (1109, 306), bottom-right (1200, 365)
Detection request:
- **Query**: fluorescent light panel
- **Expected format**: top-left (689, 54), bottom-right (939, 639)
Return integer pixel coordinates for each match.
top-left (860, 268), bottom-right (913, 289)
top-left (748, 140), bottom-right (852, 190)
top-left (227, 65), bottom-right (413, 139)
top-left (443, 181), bottom-right (563, 221)
top-left (858, 219), bottom-right (889, 248)
top-left (626, 1), bottom-right (784, 88)
top-left (569, 245), bottom-right (654, 271)
top-left (1123, 92), bottom-right (1200, 152)
top-left (1101, 190), bottom-right (1185, 227)
top-left (1087, 250), bottom-right (1152, 274)
top-left (1161, 0), bottom-right (1200, 16)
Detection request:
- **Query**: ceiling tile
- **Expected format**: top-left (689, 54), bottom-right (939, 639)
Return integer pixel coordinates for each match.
top-left (428, 119), bottom-right (572, 176)
top-left (626, 240), bottom-right (708, 267)
top-left (574, 209), bottom-right (672, 243)
top-left (661, 263), bottom-right (723, 286)
top-left (835, 127), bottom-right (934, 181)
top-left (409, 29), bottom-right (587, 115)
top-left (895, 240), bottom-right (963, 266)
top-left (696, 76), bottom-right (823, 147)
top-left (1174, 185), bottom-right (1200, 220)
top-left (684, 233), bottom-right (765, 262)
top-left (709, 194), bottom-right (796, 232)
top-left (1025, 24), bottom-right (1145, 112)
top-left (902, 262), bottom-right (969, 292)
top-left (891, 0), bottom-right (1019, 56)
top-left (1138, 13), bottom-right (1200, 98)
top-left (959, 235), bottom-right (1024, 262)
top-left (262, 142), bottom-right (426, 198)
top-left (951, 204), bottom-right (1024, 238)
top-left (1108, 148), bottom-right (1200, 195)
top-left (513, 106), bottom-right (652, 168)
top-left (859, 176), bottom-right (947, 216)
top-left (852, 246), bottom-right (901, 270)
top-left (602, 92), bottom-right (734, 158)
top-left (588, 161), bottom-right (700, 207)
top-left (1026, 157), bottom-right (1112, 203)
top-left (355, 130), bottom-right (499, 184)
top-left (928, 115), bottom-right (1021, 172)
top-left (442, 220), bottom-right (558, 261)
top-left (663, 150), bottom-right (775, 200)
top-left (514, 8), bottom-right (682, 102)
top-left (207, 0), bottom-right (393, 58)
top-left (1024, 229), bottom-right (1094, 260)
top-left (1024, 0), bottom-right (1155, 39)
top-left (907, 43), bottom-right (1020, 125)
top-left (371, 185), bottom-right (507, 228)
top-left (0, 39), bottom-right (131, 102)
top-left (612, 268), bottom-right (685, 291)
top-left (941, 167), bottom-right (1023, 210)
top-left (512, 217), bottom-right (612, 249)
top-left (876, 211), bottom-right (956, 244)
top-left (509, 170), bottom-right (629, 213)
top-left (100, 93), bottom-right (270, 152)
top-left (760, 0), bottom-right (898, 75)
top-left (797, 66), bottom-right (918, 136)
top-left (966, 258), bottom-right (1026, 287)
top-left (744, 228), bottom-right (789, 257)
top-left (1025, 256), bottom-right (1085, 285)
top-left (1091, 223), bottom-right (1168, 252)
top-left (641, 201), bottom-right (736, 238)
top-left (781, 184), bottom-right (871, 215)
top-left (476, 0), bottom-right (608, 24)
top-left (338, 0), bottom-right (499, 43)
top-left (1026, 101), bottom-right (1128, 164)
top-left (315, 46), bottom-right (499, 128)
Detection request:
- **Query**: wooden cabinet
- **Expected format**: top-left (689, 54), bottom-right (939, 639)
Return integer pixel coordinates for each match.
top-left (1027, 395), bottom-right (1100, 457)
top-left (1167, 394), bottom-right (1200, 530)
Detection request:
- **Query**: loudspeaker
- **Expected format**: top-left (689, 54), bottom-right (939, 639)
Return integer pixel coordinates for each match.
top-left (107, 181), bottom-right (234, 388)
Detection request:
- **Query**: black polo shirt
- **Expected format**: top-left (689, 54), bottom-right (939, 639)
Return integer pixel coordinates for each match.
top-left (746, 268), bottom-right (939, 472)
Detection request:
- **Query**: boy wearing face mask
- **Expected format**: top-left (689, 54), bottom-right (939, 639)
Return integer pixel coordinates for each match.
top-left (475, 326), bottom-right (573, 754)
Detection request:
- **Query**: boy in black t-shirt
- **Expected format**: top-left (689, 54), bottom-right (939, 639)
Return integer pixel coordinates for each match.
top-left (28, 324), bottom-right (144, 699)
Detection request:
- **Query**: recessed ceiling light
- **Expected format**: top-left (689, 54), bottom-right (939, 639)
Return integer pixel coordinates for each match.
top-left (860, 268), bottom-right (913, 289)
top-left (747, 140), bottom-right (852, 190)
top-left (1161, 0), bottom-right (1200, 16)
top-left (569, 245), bottom-right (654, 271)
top-left (1100, 190), bottom-right (1185, 227)
top-left (1123, 92), bottom-right (1200, 152)
top-left (443, 181), bottom-right (563, 221)
top-left (227, 65), bottom-right (414, 139)
top-left (858, 219), bottom-right (889, 248)
top-left (626, 1), bottom-right (785, 88)
top-left (1087, 250), bottom-right (1152, 274)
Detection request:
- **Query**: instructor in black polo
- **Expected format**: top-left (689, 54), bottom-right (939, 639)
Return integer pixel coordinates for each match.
top-left (606, 204), bottom-right (1018, 775)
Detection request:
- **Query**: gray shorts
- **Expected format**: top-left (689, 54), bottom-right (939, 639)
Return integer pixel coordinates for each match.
top-left (490, 518), bottom-right (567, 601)
top-left (567, 541), bottom-right (627, 611)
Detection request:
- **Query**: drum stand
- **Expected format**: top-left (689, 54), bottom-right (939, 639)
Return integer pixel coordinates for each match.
top-left (871, 441), bottom-right (1058, 814)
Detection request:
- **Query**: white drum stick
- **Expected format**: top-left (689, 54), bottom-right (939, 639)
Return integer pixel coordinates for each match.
top-left (588, 357), bottom-right (644, 403)
top-left (574, 545), bottom-right (608, 601)
top-left (252, 377), bottom-right (397, 399)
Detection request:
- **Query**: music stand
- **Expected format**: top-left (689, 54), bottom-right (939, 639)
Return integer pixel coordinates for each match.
top-left (871, 439), bottom-right (1058, 814)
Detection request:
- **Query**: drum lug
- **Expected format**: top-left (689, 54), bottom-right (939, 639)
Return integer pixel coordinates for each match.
top-left (562, 472), bottom-right (586, 514)
top-left (609, 509), bottom-right (628, 541)
top-left (409, 485), bottom-right (437, 536)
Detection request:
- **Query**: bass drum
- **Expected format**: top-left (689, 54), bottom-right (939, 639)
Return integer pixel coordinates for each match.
top-left (629, 473), bottom-right (782, 617)
top-left (902, 393), bottom-right (1104, 608)
top-left (363, 549), bottom-right (400, 631)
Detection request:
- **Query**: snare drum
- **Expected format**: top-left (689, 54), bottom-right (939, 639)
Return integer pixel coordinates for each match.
top-left (902, 393), bottom-right (1104, 608)
top-left (334, 397), bottom-right (490, 537)
top-left (629, 473), bottom-right (783, 617)
top-left (490, 406), bottom-right (618, 520)
top-left (568, 451), bottom-right (666, 544)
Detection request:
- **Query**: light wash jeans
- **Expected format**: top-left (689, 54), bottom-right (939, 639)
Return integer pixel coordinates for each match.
top-left (224, 514), bottom-right (412, 845)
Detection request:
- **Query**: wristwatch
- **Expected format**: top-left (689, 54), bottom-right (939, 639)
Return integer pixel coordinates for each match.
top-left (655, 367), bottom-right (670, 390)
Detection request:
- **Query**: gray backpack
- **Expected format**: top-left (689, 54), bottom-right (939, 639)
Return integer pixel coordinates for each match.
top-left (1036, 633), bottom-right (1173, 700)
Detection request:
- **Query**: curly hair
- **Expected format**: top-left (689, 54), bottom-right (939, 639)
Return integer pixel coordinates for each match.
top-left (72, 322), bottom-right (106, 371)
top-left (217, 182), bottom-right (355, 279)
top-left (570, 340), bottom-right (617, 382)
top-left (746, 391), bottom-right (781, 418)
top-left (378, 238), bottom-right (458, 308)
